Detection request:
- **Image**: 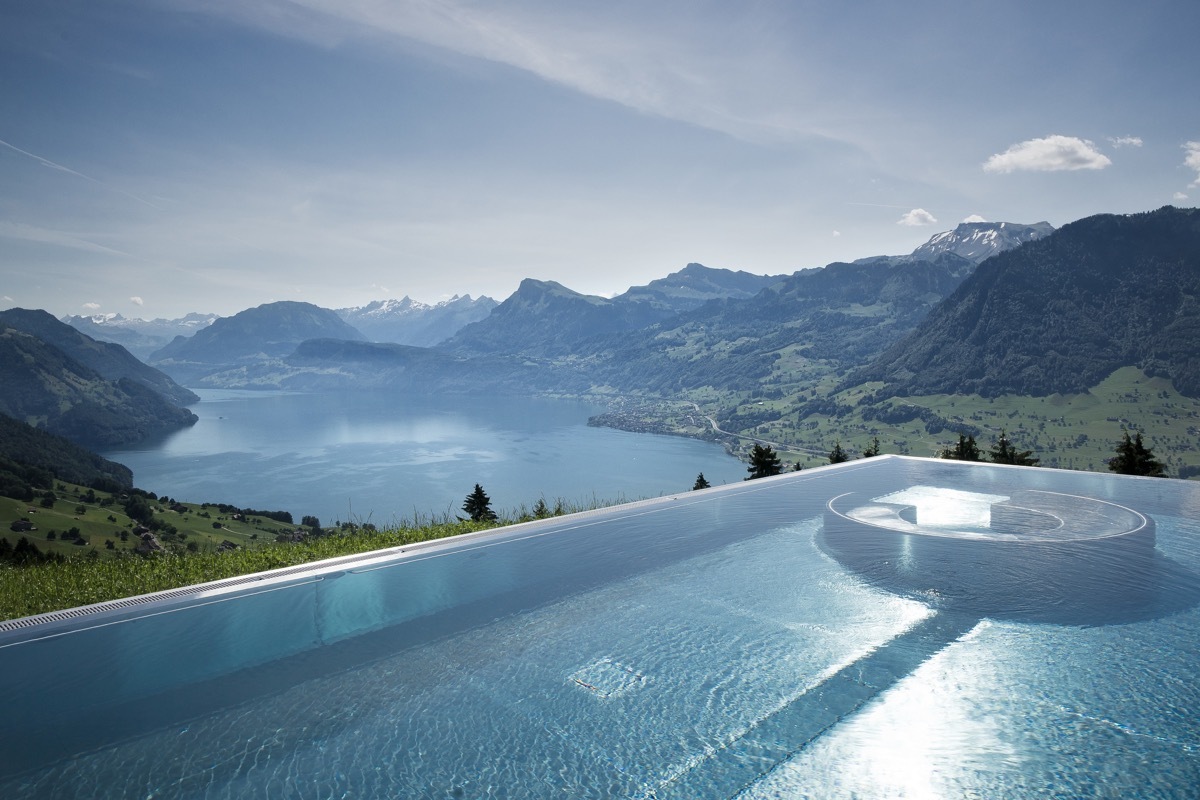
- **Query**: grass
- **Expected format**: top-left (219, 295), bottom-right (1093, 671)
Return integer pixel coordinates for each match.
top-left (637, 367), bottom-right (1200, 474)
top-left (0, 519), bottom-right (496, 621)
top-left (0, 486), bottom-right (614, 622)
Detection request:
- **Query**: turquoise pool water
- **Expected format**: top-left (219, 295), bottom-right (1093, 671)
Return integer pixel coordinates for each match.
top-left (2, 457), bottom-right (1199, 798)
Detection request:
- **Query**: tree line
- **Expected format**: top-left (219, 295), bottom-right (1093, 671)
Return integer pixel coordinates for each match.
top-left (735, 426), bottom-right (1168, 481)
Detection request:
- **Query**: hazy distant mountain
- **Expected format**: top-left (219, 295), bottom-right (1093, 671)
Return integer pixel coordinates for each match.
top-left (847, 206), bottom-right (1200, 398)
top-left (444, 265), bottom-right (787, 359)
top-left (614, 263), bottom-right (784, 314)
top-left (0, 325), bottom-right (198, 449)
top-left (280, 338), bottom-right (583, 393)
top-left (149, 301), bottom-right (366, 384)
top-left (336, 294), bottom-right (497, 346)
top-left (1, 308), bottom-right (198, 406)
top-left (61, 312), bottom-right (219, 360)
top-left (442, 279), bottom-right (662, 358)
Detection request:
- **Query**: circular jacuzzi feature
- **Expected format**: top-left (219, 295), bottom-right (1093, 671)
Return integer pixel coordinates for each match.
top-left (819, 485), bottom-right (1157, 621)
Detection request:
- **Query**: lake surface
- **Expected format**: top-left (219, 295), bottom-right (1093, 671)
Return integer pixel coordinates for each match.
top-left (102, 390), bottom-right (748, 526)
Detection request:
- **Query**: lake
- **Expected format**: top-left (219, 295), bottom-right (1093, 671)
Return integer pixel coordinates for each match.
top-left (102, 390), bottom-right (748, 526)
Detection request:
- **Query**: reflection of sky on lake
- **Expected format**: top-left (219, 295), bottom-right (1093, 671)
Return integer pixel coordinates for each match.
top-left (104, 390), bottom-right (747, 524)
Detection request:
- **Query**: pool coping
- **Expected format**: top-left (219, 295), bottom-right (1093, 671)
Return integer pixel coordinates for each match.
top-left (0, 456), bottom-right (879, 637)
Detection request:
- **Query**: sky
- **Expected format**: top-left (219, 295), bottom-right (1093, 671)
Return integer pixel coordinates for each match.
top-left (1, 0), bottom-right (1198, 319)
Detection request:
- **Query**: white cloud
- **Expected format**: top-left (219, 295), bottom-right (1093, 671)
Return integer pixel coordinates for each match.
top-left (1109, 136), bottom-right (1143, 148)
top-left (832, 230), bottom-right (841, 237)
top-left (130, 296), bottom-right (144, 305)
top-left (168, 0), bottom-right (836, 147)
top-left (82, 302), bottom-right (101, 310)
top-left (962, 214), bottom-right (987, 223)
top-left (1175, 192), bottom-right (1189, 202)
top-left (1185, 142), bottom-right (1200, 188)
top-left (983, 135), bottom-right (1112, 173)
top-left (898, 208), bottom-right (937, 226)
top-left (2, 296), bottom-right (13, 303)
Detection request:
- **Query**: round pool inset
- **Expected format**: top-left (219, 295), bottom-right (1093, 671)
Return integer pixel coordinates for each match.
top-left (819, 486), bottom-right (1156, 621)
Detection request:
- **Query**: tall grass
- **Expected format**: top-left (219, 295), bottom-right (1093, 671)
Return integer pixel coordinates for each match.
top-left (0, 497), bottom-right (618, 622)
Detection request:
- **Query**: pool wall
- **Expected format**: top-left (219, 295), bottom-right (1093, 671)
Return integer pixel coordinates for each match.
top-left (2, 456), bottom-right (1196, 788)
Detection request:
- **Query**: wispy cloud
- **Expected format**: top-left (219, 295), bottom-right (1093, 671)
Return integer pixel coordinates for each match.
top-left (0, 220), bottom-right (132, 257)
top-left (1109, 136), bottom-right (1143, 148)
top-left (1175, 192), bottom-right (1189, 201)
top-left (898, 208), bottom-right (937, 226)
top-left (82, 302), bottom-right (101, 310)
top-left (1185, 141), bottom-right (1200, 188)
top-left (962, 214), bottom-right (987, 223)
top-left (167, 1), bottom-right (831, 146)
top-left (0, 137), bottom-right (163, 209)
top-left (130, 296), bottom-right (144, 306)
top-left (983, 135), bottom-right (1111, 173)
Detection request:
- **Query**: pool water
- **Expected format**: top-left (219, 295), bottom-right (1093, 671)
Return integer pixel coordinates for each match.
top-left (2, 457), bottom-right (1199, 798)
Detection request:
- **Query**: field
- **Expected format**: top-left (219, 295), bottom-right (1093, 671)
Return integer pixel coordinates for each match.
top-left (0, 483), bottom-right (303, 561)
top-left (600, 367), bottom-right (1200, 476)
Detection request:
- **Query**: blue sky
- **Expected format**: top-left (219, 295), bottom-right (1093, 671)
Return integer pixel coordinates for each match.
top-left (2, 0), bottom-right (1197, 319)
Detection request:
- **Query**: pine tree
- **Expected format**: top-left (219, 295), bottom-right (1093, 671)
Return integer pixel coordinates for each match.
top-left (1108, 430), bottom-right (1166, 477)
top-left (745, 443), bottom-right (783, 480)
top-left (940, 432), bottom-right (982, 461)
top-left (462, 483), bottom-right (498, 521)
top-left (988, 429), bottom-right (1039, 466)
top-left (861, 437), bottom-right (881, 458)
top-left (692, 473), bottom-right (711, 490)
top-left (828, 441), bottom-right (849, 464)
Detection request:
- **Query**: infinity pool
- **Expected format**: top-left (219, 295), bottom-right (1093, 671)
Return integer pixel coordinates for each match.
top-left (2, 457), bottom-right (1198, 798)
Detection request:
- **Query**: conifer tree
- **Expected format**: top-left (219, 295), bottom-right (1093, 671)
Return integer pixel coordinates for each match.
top-left (462, 483), bottom-right (498, 521)
top-left (1108, 430), bottom-right (1166, 477)
top-left (988, 429), bottom-right (1038, 466)
top-left (940, 432), bottom-right (982, 461)
top-left (692, 473), bottom-right (711, 490)
top-left (745, 444), bottom-right (783, 480)
top-left (861, 437), bottom-right (881, 458)
top-left (828, 441), bottom-right (849, 464)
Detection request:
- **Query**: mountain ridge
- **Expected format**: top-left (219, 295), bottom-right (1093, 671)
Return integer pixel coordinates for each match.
top-left (336, 294), bottom-right (498, 347)
top-left (1, 308), bottom-right (198, 406)
top-left (847, 206), bottom-right (1200, 398)
top-left (0, 325), bottom-right (198, 449)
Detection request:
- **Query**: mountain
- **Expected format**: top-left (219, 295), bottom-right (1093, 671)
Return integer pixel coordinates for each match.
top-left (906, 220), bottom-right (1054, 263)
top-left (614, 263), bottom-right (784, 314)
top-left (0, 325), bottom-right (198, 449)
top-left (61, 312), bottom-right (219, 360)
top-left (1, 308), bottom-right (198, 406)
top-left (443, 266), bottom-right (787, 359)
top-left (582, 251), bottom-right (980, 395)
top-left (442, 279), bottom-right (665, 358)
top-left (149, 301), bottom-right (367, 384)
top-left (847, 206), bottom-right (1200, 398)
top-left (0, 413), bottom-right (133, 491)
top-left (170, 220), bottom-right (1057, 396)
top-left (336, 294), bottom-right (498, 346)
top-left (854, 220), bottom-right (1054, 269)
